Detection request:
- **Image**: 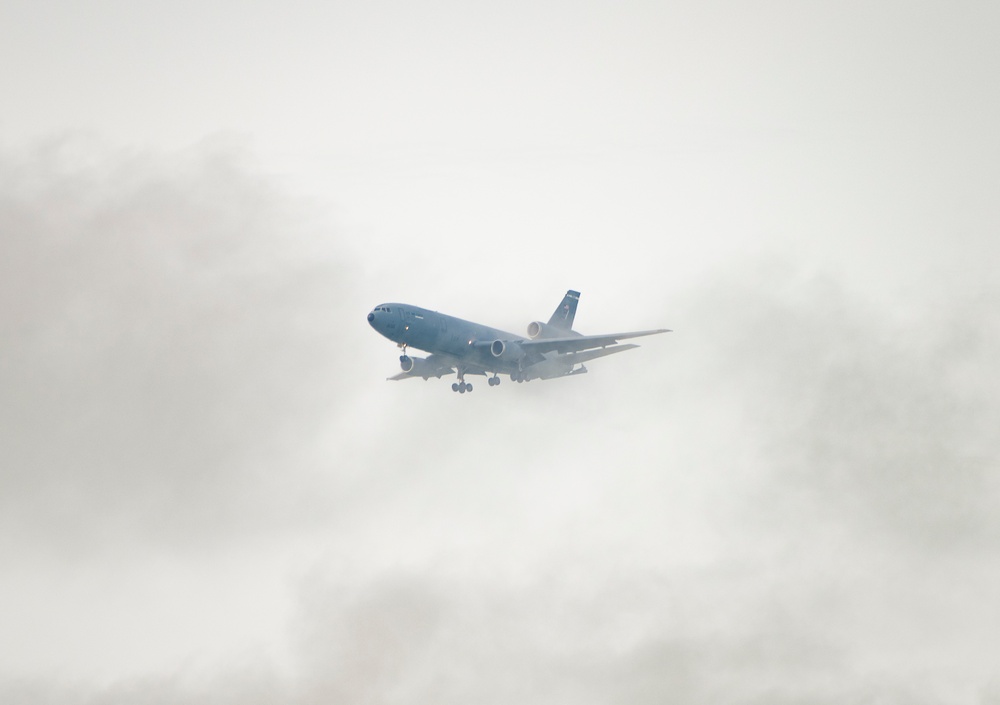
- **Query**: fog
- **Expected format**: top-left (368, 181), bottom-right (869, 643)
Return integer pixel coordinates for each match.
top-left (2, 2), bottom-right (1000, 703)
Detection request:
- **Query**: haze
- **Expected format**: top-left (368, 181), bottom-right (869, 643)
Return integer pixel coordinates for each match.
top-left (2, 2), bottom-right (999, 702)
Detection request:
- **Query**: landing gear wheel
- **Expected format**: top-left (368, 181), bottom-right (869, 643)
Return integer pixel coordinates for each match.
top-left (452, 382), bottom-right (459, 392)
top-left (466, 382), bottom-right (473, 393)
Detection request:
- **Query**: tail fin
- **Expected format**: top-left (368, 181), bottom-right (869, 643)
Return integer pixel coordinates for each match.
top-left (547, 290), bottom-right (580, 331)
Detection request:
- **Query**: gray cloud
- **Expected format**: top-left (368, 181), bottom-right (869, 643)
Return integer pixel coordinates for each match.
top-left (683, 259), bottom-right (1000, 552)
top-left (4, 0), bottom-right (1000, 698)
top-left (3, 143), bottom-right (999, 704)
top-left (0, 136), bottom-right (353, 554)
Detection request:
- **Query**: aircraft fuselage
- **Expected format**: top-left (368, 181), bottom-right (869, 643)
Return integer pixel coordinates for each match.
top-left (367, 290), bottom-right (668, 392)
top-left (367, 303), bottom-right (524, 372)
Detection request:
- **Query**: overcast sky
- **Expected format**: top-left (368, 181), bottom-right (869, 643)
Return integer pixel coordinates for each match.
top-left (2, 2), bottom-right (999, 703)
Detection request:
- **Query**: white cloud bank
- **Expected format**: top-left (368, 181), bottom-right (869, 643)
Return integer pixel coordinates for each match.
top-left (2, 139), bottom-right (998, 704)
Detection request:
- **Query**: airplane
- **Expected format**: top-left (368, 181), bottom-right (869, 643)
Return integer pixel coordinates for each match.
top-left (367, 290), bottom-right (669, 393)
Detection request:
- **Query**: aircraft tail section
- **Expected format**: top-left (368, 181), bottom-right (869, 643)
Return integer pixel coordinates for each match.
top-left (547, 290), bottom-right (580, 331)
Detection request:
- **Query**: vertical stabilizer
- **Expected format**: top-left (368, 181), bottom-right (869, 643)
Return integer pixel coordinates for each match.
top-left (547, 290), bottom-right (580, 331)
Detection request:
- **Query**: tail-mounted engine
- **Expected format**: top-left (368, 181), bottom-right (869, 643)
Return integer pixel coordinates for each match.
top-left (527, 321), bottom-right (560, 339)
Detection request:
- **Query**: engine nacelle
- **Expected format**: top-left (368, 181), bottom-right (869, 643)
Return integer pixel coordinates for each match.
top-left (399, 355), bottom-right (445, 379)
top-left (490, 339), bottom-right (525, 360)
top-left (527, 321), bottom-right (559, 339)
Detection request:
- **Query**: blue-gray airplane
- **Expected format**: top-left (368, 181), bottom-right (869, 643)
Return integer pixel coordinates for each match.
top-left (367, 290), bottom-right (669, 393)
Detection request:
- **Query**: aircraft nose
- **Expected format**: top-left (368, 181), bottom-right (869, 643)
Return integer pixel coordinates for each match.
top-left (367, 312), bottom-right (375, 324)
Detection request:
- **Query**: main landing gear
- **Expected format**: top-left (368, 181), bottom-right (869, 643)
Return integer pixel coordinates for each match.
top-left (510, 371), bottom-right (528, 383)
top-left (451, 367), bottom-right (473, 394)
top-left (453, 374), bottom-right (502, 393)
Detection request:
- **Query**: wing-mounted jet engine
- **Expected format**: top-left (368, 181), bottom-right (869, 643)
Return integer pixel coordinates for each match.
top-left (397, 354), bottom-right (450, 380)
top-left (490, 339), bottom-right (526, 361)
top-left (491, 339), bottom-right (533, 384)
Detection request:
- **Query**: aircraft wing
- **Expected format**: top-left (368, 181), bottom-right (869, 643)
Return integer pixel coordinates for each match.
top-left (521, 328), bottom-right (670, 355)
